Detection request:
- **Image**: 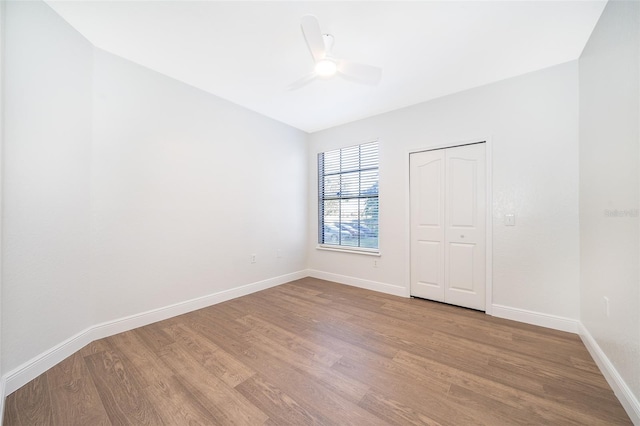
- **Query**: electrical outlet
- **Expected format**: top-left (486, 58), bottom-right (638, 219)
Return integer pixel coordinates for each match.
top-left (604, 297), bottom-right (610, 317)
top-left (250, 254), bottom-right (257, 264)
top-left (373, 259), bottom-right (379, 268)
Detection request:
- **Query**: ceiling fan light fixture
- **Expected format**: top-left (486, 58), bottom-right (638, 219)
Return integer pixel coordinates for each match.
top-left (290, 15), bottom-right (381, 90)
top-left (314, 58), bottom-right (337, 78)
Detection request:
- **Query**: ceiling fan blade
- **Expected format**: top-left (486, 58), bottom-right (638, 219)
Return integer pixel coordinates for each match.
top-left (300, 15), bottom-right (326, 63)
top-left (287, 73), bottom-right (317, 90)
top-left (337, 60), bottom-right (382, 85)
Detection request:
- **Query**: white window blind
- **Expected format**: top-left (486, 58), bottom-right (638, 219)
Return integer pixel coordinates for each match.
top-left (318, 141), bottom-right (379, 250)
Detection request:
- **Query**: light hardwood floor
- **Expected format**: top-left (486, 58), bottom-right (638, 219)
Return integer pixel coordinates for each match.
top-left (3, 278), bottom-right (631, 425)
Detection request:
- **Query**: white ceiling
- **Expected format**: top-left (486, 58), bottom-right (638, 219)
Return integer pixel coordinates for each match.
top-left (46, 1), bottom-right (607, 133)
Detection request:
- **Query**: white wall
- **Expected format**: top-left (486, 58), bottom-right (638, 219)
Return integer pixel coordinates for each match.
top-left (1, 0), bottom-right (308, 386)
top-left (0, 0), bottom-right (5, 402)
top-left (2, 0), bottom-right (94, 374)
top-left (579, 0), bottom-right (640, 412)
top-left (308, 61), bottom-right (580, 322)
top-left (90, 50), bottom-right (308, 324)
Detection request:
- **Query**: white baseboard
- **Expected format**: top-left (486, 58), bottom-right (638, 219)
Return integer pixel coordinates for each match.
top-left (306, 269), bottom-right (407, 297)
top-left (491, 304), bottom-right (579, 333)
top-left (579, 323), bottom-right (640, 425)
top-left (2, 270), bottom-right (306, 397)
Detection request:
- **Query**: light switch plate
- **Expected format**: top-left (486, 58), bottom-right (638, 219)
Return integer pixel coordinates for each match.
top-left (505, 213), bottom-right (515, 226)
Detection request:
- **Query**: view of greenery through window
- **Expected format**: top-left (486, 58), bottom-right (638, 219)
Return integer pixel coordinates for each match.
top-left (318, 141), bottom-right (379, 250)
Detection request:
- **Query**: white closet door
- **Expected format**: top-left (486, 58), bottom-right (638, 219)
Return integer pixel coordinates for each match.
top-left (410, 143), bottom-right (486, 311)
top-left (410, 149), bottom-right (446, 302)
top-left (444, 143), bottom-right (485, 310)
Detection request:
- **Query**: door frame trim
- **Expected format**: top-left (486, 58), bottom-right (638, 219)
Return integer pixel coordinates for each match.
top-left (405, 137), bottom-right (493, 315)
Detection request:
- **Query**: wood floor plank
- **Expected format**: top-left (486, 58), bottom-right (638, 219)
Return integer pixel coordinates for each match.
top-left (163, 323), bottom-right (256, 388)
top-left (488, 350), bottom-right (620, 399)
top-left (242, 327), bottom-right (370, 404)
top-left (427, 329), bottom-right (612, 392)
top-left (380, 296), bottom-right (586, 353)
top-left (47, 352), bottom-right (112, 426)
top-left (236, 314), bottom-right (343, 367)
top-left (203, 299), bottom-right (250, 319)
top-left (260, 290), bottom-right (354, 321)
top-left (308, 312), bottom-right (400, 359)
top-left (235, 374), bottom-right (335, 426)
top-left (107, 330), bottom-right (175, 389)
top-left (3, 374), bottom-right (54, 426)
top-left (133, 323), bottom-right (175, 353)
top-left (444, 383), bottom-right (547, 425)
top-left (77, 339), bottom-right (113, 358)
top-left (393, 349), bottom-right (606, 425)
top-left (84, 349), bottom-right (164, 425)
top-left (157, 342), bottom-right (269, 425)
top-left (332, 354), bottom-right (452, 405)
top-left (187, 320), bottom-right (387, 425)
top-left (107, 329), bottom-right (229, 424)
top-left (2, 396), bottom-right (21, 426)
top-left (3, 277), bottom-right (631, 425)
top-left (358, 389), bottom-right (446, 426)
top-left (215, 295), bottom-right (314, 334)
top-left (141, 374), bottom-right (220, 426)
top-left (276, 283), bottom-right (328, 302)
top-left (349, 301), bottom-right (591, 371)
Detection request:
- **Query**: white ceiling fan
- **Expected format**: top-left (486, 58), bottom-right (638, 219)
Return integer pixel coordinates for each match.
top-left (288, 15), bottom-right (383, 90)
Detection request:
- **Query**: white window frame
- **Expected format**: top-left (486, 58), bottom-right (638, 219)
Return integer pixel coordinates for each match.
top-left (317, 140), bottom-right (379, 254)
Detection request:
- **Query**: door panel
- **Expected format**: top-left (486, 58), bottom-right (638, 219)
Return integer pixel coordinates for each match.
top-left (410, 143), bottom-right (486, 311)
top-left (417, 241), bottom-right (441, 288)
top-left (410, 150), bottom-right (445, 302)
top-left (448, 243), bottom-right (475, 291)
top-left (449, 158), bottom-right (476, 227)
top-left (417, 161), bottom-right (441, 226)
top-left (445, 143), bottom-right (486, 310)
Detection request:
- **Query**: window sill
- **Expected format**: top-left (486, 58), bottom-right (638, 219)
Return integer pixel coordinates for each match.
top-left (316, 245), bottom-right (380, 256)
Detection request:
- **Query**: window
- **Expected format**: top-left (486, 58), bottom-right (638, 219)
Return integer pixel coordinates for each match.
top-left (318, 140), bottom-right (379, 251)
